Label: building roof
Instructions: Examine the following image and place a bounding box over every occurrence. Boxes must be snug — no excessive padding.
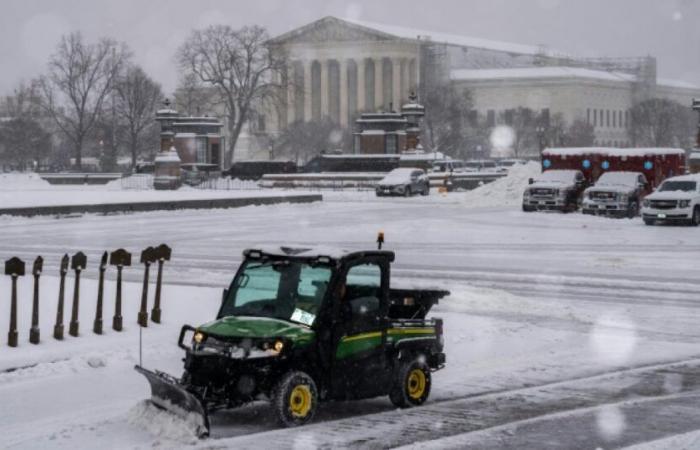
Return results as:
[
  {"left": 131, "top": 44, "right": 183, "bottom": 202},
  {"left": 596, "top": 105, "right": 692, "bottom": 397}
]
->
[
  {"left": 450, "top": 66, "right": 636, "bottom": 83},
  {"left": 656, "top": 78, "right": 700, "bottom": 90},
  {"left": 271, "top": 16, "right": 567, "bottom": 58},
  {"left": 542, "top": 147, "right": 686, "bottom": 157}
]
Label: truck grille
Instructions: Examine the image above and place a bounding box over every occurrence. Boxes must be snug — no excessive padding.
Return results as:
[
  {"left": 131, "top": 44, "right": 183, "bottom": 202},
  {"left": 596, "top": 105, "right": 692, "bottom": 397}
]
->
[
  {"left": 591, "top": 191, "right": 616, "bottom": 201},
  {"left": 649, "top": 200, "right": 677, "bottom": 209},
  {"left": 531, "top": 188, "right": 555, "bottom": 197}
]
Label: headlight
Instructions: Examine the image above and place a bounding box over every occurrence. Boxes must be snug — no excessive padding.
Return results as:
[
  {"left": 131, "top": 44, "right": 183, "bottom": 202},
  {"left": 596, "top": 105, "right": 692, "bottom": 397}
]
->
[
  {"left": 643, "top": 199, "right": 650, "bottom": 207},
  {"left": 260, "top": 339, "right": 285, "bottom": 355},
  {"left": 193, "top": 331, "right": 205, "bottom": 344},
  {"left": 679, "top": 200, "right": 691, "bottom": 208},
  {"left": 273, "top": 340, "right": 284, "bottom": 353}
]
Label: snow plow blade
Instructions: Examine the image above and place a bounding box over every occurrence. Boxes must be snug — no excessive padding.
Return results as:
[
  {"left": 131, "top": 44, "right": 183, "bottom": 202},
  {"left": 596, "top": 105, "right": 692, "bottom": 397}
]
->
[{"left": 134, "top": 365, "right": 210, "bottom": 438}]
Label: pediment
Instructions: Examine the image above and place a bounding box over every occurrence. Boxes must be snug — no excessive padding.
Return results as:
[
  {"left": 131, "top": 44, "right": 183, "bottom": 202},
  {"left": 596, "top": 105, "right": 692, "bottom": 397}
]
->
[{"left": 270, "top": 16, "right": 396, "bottom": 44}]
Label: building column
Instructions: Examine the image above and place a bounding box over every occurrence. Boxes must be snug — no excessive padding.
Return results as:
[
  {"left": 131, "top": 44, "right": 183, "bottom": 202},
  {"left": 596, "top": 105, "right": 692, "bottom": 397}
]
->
[
  {"left": 303, "top": 60, "right": 312, "bottom": 121},
  {"left": 392, "top": 57, "right": 401, "bottom": 112},
  {"left": 320, "top": 60, "right": 329, "bottom": 118},
  {"left": 374, "top": 57, "right": 384, "bottom": 110},
  {"left": 286, "top": 64, "right": 295, "bottom": 125},
  {"left": 357, "top": 58, "right": 366, "bottom": 112},
  {"left": 401, "top": 58, "right": 410, "bottom": 101},
  {"left": 339, "top": 59, "right": 348, "bottom": 127}
]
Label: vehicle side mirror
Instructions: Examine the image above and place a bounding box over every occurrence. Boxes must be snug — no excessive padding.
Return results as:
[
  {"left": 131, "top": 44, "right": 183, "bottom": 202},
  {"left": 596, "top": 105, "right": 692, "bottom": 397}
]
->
[
  {"left": 528, "top": 178, "right": 534, "bottom": 185},
  {"left": 221, "top": 288, "right": 228, "bottom": 307}
]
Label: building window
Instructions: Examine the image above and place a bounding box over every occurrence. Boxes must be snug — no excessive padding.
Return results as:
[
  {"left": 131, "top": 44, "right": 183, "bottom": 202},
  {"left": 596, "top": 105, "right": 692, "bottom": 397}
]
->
[
  {"left": 486, "top": 110, "right": 495, "bottom": 127},
  {"left": 504, "top": 109, "right": 514, "bottom": 126},
  {"left": 606, "top": 110, "right": 610, "bottom": 127},
  {"left": 587, "top": 108, "right": 590, "bottom": 125},
  {"left": 385, "top": 134, "right": 397, "bottom": 154},
  {"left": 612, "top": 111, "right": 616, "bottom": 128},
  {"left": 593, "top": 109, "right": 597, "bottom": 127},
  {"left": 468, "top": 110, "right": 478, "bottom": 127},
  {"left": 618, "top": 111, "right": 623, "bottom": 128},
  {"left": 196, "top": 137, "right": 207, "bottom": 163},
  {"left": 625, "top": 110, "right": 630, "bottom": 128}
]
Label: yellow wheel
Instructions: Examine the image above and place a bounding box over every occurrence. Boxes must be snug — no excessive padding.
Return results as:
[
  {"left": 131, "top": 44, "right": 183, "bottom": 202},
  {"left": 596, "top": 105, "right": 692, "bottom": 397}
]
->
[
  {"left": 390, "top": 357, "right": 432, "bottom": 407},
  {"left": 289, "top": 385, "right": 312, "bottom": 418},
  {"left": 407, "top": 368, "right": 427, "bottom": 400},
  {"left": 273, "top": 371, "right": 318, "bottom": 426}
]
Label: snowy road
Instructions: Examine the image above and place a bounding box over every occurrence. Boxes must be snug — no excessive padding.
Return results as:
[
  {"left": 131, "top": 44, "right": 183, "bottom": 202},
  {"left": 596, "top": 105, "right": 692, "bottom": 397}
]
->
[{"left": 2, "top": 192, "right": 700, "bottom": 448}]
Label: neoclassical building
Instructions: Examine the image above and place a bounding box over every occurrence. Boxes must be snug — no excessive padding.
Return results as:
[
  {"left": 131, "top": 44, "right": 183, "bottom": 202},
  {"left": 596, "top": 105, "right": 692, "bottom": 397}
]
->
[{"left": 242, "top": 16, "right": 700, "bottom": 159}]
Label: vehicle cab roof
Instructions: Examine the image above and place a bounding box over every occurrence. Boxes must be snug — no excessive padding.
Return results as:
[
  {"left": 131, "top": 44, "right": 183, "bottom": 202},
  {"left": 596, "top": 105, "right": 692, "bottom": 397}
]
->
[
  {"left": 662, "top": 174, "right": 700, "bottom": 183},
  {"left": 243, "top": 245, "right": 395, "bottom": 264}
]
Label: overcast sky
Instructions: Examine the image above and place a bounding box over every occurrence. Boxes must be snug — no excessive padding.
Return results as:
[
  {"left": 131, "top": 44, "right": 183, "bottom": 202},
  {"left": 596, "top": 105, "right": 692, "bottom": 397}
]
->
[{"left": 1, "top": 0, "right": 698, "bottom": 96}]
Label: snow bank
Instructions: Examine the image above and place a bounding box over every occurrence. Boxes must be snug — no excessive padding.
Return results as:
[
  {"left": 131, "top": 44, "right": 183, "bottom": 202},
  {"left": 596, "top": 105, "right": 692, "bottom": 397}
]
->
[
  {"left": 0, "top": 172, "right": 51, "bottom": 190},
  {"left": 127, "top": 400, "right": 199, "bottom": 444},
  {"left": 462, "top": 161, "right": 540, "bottom": 208}
]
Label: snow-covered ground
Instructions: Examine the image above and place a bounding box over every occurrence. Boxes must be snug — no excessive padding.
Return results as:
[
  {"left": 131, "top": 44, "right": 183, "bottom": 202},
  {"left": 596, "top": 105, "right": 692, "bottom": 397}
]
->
[{"left": 1, "top": 171, "right": 700, "bottom": 448}]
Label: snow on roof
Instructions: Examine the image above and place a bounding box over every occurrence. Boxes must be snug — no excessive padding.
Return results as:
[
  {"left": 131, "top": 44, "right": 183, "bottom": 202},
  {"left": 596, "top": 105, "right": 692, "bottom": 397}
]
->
[
  {"left": 322, "top": 154, "right": 400, "bottom": 159},
  {"left": 245, "top": 245, "right": 392, "bottom": 260},
  {"left": 451, "top": 66, "right": 635, "bottom": 83},
  {"left": 342, "top": 17, "right": 568, "bottom": 58},
  {"left": 542, "top": 147, "right": 686, "bottom": 157},
  {"left": 657, "top": 78, "right": 700, "bottom": 90},
  {"left": 689, "top": 153, "right": 700, "bottom": 161},
  {"left": 400, "top": 152, "right": 447, "bottom": 161},
  {"left": 662, "top": 173, "right": 700, "bottom": 182}
]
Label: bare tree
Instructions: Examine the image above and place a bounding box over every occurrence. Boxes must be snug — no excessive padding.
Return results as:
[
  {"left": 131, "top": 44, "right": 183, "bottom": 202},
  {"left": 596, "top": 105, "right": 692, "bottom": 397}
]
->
[
  {"left": 39, "top": 32, "right": 130, "bottom": 169},
  {"left": 630, "top": 98, "right": 695, "bottom": 148},
  {"left": 0, "top": 81, "right": 51, "bottom": 169},
  {"left": 421, "top": 82, "right": 474, "bottom": 155},
  {"left": 177, "top": 25, "right": 287, "bottom": 166},
  {"left": 173, "top": 72, "right": 216, "bottom": 116},
  {"left": 274, "top": 118, "right": 350, "bottom": 164},
  {"left": 114, "top": 65, "right": 162, "bottom": 167},
  {"left": 564, "top": 119, "right": 596, "bottom": 147}
]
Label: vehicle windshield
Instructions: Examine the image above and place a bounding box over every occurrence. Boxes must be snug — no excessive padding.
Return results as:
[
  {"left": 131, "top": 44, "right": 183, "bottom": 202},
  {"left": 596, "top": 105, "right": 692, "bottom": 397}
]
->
[
  {"left": 536, "top": 170, "right": 578, "bottom": 183},
  {"left": 596, "top": 172, "right": 639, "bottom": 187},
  {"left": 220, "top": 260, "right": 332, "bottom": 326},
  {"left": 381, "top": 168, "right": 418, "bottom": 184},
  {"left": 659, "top": 181, "right": 697, "bottom": 192}
]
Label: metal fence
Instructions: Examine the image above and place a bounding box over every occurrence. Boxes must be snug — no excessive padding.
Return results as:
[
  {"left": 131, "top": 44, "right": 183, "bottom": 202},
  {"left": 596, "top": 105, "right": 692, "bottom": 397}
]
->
[{"left": 118, "top": 175, "right": 262, "bottom": 191}]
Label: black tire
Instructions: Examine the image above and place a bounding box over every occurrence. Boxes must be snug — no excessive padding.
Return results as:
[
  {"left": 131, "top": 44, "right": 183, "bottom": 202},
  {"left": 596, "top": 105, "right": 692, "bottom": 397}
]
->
[
  {"left": 692, "top": 207, "right": 700, "bottom": 227},
  {"left": 272, "top": 371, "right": 318, "bottom": 427},
  {"left": 522, "top": 204, "right": 535, "bottom": 212},
  {"left": 421, "top": 183, "right": 429, "bottom": 196},
  {"left": 628, "top": 201, "right": 639, "bottom": 218},
  {"left": 389, "top": 357, "right": 431, "bottom": 408},
  {"left": 404, "top": 186, "right": 411, "bottom": 197},
  {"left": 644, "top": 218, "right": 655, "bottom": 226}
]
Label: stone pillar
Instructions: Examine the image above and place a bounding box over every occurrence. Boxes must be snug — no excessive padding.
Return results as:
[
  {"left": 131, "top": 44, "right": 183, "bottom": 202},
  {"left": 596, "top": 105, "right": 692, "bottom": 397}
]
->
[
  {"left": 339, "top": 59, "right": 348, "bottom": 127},
  {"left": 402, "top": 58, "right": 410, "bottom": 101},
  {"left": 286, "top": 65, "right": 295, "bottom": 125},
  {"left": 303, "top": 60, "right": 312, "bottom": 121},
  {"left": 320, "top": 60, "right": 329, "bottom": 118},
  {"left": 392, "top": 58, "right": 402, "bottom": 112},
  {"left": 374, "top": 57, "right": 384, "bottom": 110},
  {"left": 357, "top": 58, "right": 366, "bottom": 112}
]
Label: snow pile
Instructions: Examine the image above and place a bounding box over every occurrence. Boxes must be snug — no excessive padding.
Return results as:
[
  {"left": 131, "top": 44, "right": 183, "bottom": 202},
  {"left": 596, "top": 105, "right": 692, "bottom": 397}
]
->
[
  {"left": 126, "top": 400, "right": 199, "bottom": 444},
  {"left": 0, "top": 172, "right": 51, "bottom": 190},
  {"left": 462, "top": 161, "right": 540, "bottom": 208}
]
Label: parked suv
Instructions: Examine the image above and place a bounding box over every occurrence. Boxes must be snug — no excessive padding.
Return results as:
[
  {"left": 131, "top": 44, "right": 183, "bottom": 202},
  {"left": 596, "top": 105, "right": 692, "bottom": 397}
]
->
[
  {"left": 582, "top": 172, "right": 649, "bottom": 218},
  {"left": 522, "top": 170, "right": 587, "bottom": 212},
  {"left": 376, "top": 168, "right": 430, "bottom": 197},
  {"left": 641, "top": 174, "right": 700, "bottom": 226}
]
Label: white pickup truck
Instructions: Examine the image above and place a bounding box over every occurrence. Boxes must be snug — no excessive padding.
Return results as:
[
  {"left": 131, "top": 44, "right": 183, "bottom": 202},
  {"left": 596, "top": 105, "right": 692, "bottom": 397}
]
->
[{"left": 641, "top": 174, "right": 700, "bottom": 226}]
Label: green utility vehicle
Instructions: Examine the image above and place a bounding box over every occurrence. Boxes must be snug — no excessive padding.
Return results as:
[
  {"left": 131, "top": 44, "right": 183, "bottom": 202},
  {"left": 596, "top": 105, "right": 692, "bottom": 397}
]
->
[{"left": 135, "top": 244, "right": 448, "bottom": 437}]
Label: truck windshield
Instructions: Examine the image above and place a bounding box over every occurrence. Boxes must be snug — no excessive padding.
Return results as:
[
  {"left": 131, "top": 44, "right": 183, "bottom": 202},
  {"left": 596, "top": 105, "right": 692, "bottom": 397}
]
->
[
  {"left": 220, "top": 260, "right": 332, "bottom": 326},
  {"left": 659, "top": 181, "right": 696, "bottom": 192}
]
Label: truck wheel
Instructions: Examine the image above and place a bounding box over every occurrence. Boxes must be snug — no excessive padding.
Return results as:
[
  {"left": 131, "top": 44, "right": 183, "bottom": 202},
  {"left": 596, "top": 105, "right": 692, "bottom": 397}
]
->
[
  {"left": 421, "top": 183, "right": 429, "bottom": 196},
  {"left": 692, "top": 207, "right": 700, "bottom": 227},
  {"left": 628, "top": 202, "right": 639, "bottom": 218},
  {"left": 272, "top": 371, "right": 318, "bottom": 427},
  {"left": 389, "top": 357, "right": 431, "bottom": 408},
  {"left": 644, "top": 218, "right": 655, "bottom": 226},
  {"left": 404, "top": 187, "right": 412, "bottom": 197}
]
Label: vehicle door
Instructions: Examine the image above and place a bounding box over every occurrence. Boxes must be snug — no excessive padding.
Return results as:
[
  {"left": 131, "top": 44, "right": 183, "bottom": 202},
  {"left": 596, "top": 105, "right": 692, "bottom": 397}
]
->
[{"left": 331, "top": 258, "right": 390, "bottom": 398}]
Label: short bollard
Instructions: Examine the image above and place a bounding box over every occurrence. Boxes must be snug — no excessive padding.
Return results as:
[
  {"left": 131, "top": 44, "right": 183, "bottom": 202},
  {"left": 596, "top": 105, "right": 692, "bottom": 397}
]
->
[
  {"left": 5, "top": 257, "right": 25, "bottom": 348},
  {"left": 137, "top": 247, "right": 156, "bottom": 327},
  {"left": 29, "top": 256, "right": 43, "bottom": 344},
  {"left": 150, "top": 244, "right": 172, "bottom": 324},
  {"left": 110, "top": 249, "right": 131, "bottom": 332},
  {"left": 68, "top": 252, "right": 87, "bottom": 337},
  {"left": 93, "top": 251, "right": 108, "bottom": 335},
  {"left": 53, "top": 254, "right": 69, "bottom": 340}
]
